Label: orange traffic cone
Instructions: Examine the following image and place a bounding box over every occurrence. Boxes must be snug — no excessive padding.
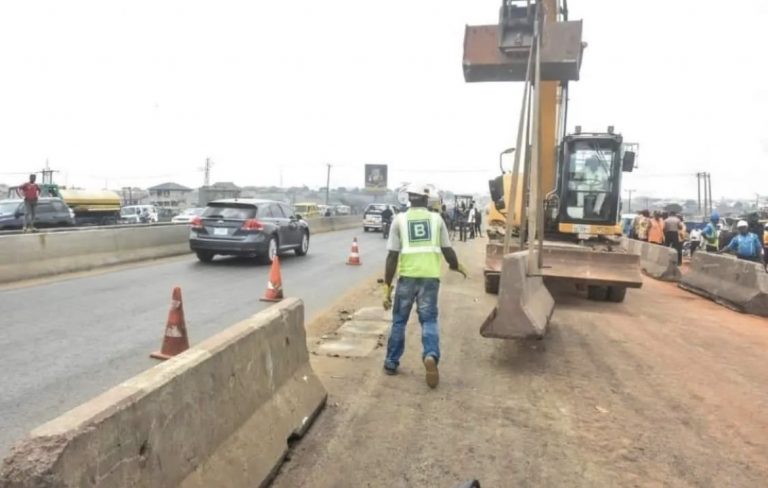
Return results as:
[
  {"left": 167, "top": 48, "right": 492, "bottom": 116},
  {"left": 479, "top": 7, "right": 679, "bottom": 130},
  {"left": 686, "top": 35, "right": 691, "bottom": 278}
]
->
[
  {"left": 151, "top": 287, "right": 190, "bottom": 360},
  {"left": 260, "top": 256, "right": 284, "bottom": 302},
  {"left": 346, "top": 237, "right": 361, "bottom": 265}
]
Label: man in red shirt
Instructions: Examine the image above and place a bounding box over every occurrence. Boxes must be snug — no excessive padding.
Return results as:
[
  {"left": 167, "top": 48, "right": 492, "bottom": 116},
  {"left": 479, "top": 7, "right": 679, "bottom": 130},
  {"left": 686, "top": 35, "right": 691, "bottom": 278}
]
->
[{"left": 17, "top": 174, "right": 41, "bottom": 232}]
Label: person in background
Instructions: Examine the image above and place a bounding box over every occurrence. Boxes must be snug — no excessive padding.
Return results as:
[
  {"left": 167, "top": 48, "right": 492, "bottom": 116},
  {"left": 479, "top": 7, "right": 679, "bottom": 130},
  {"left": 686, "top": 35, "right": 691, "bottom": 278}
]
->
[
  {"left": 689, "top": 226, "right": 702, "bottom": 257},
  {"left": 721, "top": 220, "right": 763, "bottom": 263},
  {"left": 458, "top": 203, "right": 468, "bottom": 242},
  {"left": 701, "top": 212, "right": 720, "bottom": 252},
  {"left": 474, "top": 205, "right": 483, "bottom": 238},
  {"left": 16, "top": 173, "right": 41, "bottom": 232},
  {"left": 380, "top": 205, "right": 394, "bottom": 239},
  {"left": 440, "top": 204, "right": 451, "bottom": 230},
  {"left": 648, "top": 211, "right": 665, "bottom": 245},
  {"left": 634, "top": 210, "right": 650, "bottom": 241},
  {"left": 763, "top": 223, "right": 768, "bottom": 266},
  {"left": 663, "top": 212, "right": 684, "bottom": 265},
  {"left": 467, "top": 203, "right": 476, "bottom": 239}
]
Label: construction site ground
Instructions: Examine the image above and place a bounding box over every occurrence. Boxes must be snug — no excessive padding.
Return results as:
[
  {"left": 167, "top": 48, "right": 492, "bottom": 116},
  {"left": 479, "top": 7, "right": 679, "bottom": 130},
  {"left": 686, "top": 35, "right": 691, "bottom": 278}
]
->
[{"left": 273, "top": 238, "right": 768, "bottom": 488}]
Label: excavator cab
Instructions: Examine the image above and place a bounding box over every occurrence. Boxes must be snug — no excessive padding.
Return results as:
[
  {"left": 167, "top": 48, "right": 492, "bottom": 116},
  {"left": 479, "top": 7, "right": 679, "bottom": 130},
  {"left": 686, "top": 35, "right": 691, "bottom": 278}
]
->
[{"left": 550, "top": 129, "right": 636, "bottom": 237}]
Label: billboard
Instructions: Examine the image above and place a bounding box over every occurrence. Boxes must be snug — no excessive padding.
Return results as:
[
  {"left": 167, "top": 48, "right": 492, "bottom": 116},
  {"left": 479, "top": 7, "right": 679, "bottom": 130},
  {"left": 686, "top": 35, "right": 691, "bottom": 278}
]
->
[{"left": 364, "top": 164, "right": 388, "bottom": 191}]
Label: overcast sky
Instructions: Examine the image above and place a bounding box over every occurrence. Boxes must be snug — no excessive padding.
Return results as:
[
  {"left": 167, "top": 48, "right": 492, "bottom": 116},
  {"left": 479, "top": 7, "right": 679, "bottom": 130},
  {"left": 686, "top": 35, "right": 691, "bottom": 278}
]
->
[{"left": 1, "top": 0, "right": 766, "bottom": 200}]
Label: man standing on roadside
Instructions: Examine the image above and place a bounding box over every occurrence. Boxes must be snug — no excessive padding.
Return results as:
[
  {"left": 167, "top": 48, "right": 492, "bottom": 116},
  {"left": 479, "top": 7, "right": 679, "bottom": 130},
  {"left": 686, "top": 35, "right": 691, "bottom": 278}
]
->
[
  {"left": 721, "top": 220, "right": 763, "bottom": 263},
  {"left": 16, "top": 174, "right": 41, "bottom": 232},
  {"left": 382, "top": 183, "right": 467, "bottom": 388},
  {"left": 663, "top": 211, "right": 684, "bottom": 265}
]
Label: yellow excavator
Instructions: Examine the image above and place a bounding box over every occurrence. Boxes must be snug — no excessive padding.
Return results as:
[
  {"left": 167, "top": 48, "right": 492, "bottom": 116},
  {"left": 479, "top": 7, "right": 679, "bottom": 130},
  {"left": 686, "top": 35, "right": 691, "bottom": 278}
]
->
[{"left": 463, "top": 0, "right": 642, "bottom": 339}]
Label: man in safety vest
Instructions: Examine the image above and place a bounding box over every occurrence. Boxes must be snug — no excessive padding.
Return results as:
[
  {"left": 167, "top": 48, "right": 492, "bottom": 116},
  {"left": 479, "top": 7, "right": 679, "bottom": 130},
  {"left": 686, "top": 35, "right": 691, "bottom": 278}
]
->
[
  {"left": 702, "top": 212, "right": 720, "bottom": 253},
  {"left": 382, "top": 182, "right": 467, "bottom": 388}
]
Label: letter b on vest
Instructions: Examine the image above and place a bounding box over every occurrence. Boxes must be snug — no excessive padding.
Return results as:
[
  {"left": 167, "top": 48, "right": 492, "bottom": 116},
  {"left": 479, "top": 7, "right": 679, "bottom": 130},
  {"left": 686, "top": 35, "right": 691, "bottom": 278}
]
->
[{"left": 408, "top": 219, "right": 431, "bottom": 242}]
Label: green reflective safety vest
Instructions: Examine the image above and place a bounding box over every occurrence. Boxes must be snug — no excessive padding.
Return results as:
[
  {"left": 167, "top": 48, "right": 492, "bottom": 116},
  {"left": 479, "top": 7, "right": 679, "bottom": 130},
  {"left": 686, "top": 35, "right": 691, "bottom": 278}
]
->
[{"left": 397, "top": 207, "right": 443, "bottom": 278}]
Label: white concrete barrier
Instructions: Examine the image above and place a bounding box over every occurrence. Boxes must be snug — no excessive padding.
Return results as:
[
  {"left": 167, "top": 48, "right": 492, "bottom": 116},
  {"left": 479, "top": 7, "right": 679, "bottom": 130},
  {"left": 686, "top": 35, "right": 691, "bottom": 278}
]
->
[
  {"left": 0, "top": 216, "right": 362, "bottom": 284},
  {"left": 0, "top": 298, "right": 327, "bottom": 488},
  {"left": 680, "top": 252, "right": 768, "bottom": 317},
  {"left": 622, "top": 238, "right": 681, "bottom": 282}
]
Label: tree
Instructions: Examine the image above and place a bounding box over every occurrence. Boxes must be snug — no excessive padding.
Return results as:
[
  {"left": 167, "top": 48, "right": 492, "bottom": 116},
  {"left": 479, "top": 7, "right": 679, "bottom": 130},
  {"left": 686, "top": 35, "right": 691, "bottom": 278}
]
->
[{"left": 664, "top": 203, "right": 683, "bottom": 214}]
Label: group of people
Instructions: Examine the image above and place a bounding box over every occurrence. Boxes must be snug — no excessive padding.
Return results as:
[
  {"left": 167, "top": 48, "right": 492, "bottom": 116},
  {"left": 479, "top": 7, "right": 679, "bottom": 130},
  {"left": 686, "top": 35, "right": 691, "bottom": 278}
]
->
[
  {"left": 449, "top": 202, "right": 483, "bottom": 242},
  {"left": 631, "top": 210, "right": 767, "bottom": 265}
]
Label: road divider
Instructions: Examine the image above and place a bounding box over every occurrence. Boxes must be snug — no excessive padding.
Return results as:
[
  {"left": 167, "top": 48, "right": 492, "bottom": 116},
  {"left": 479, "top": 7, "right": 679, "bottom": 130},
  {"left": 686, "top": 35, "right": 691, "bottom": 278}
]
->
[
  {"left": 0, "top": 216, "right": 362, "bottom": 284},
  {"left": 621, "top": 238, "right": 681, "bottom": 282},
  {"left": 0, "top": 298, "right": 327, "bottom": 488},
  {"left": 679, "top": 252, "right": 768, "bottom": 317}
]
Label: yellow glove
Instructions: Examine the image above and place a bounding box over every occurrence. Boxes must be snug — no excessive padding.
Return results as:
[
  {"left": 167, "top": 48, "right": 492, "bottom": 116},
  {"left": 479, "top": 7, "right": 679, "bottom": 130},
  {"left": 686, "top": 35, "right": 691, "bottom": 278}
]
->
[
  {"left": 454, "top": 263, "right": 469, "bottom": 279},
  {"left": 382, "top": 284, "right": 393, "bottom": 310}
]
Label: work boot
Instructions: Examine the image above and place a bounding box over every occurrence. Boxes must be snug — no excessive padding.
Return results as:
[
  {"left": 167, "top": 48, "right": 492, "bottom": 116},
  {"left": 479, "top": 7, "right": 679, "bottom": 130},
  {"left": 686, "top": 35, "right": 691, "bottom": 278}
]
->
[{"left": 423, "top": 356, "right": 439, "bottom": 388}]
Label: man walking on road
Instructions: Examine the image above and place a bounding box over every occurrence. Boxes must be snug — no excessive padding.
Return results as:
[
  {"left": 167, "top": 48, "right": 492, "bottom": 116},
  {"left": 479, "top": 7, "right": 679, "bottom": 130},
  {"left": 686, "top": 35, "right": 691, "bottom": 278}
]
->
[
  {"left": 702, "top": 213, "right": 720, "bottom": 253},
  {"left": 16, "top": 174, "right": 41, "bottom": 232},
  {"left": 382, "top": 182, "right": 467, "bottom": 388},
  {"left": 648, "top": 212, "right": 665, "bottom": 245}
]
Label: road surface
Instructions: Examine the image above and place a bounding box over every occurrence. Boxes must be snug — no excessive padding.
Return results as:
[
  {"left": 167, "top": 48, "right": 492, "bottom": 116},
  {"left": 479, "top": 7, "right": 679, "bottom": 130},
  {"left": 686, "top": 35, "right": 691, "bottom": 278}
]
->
[
  {"left": 274, "top": 239, "right": 768, "bottom": 487},
  {"left": 0, "top": 227, "right": 387, "bottom": 455}
]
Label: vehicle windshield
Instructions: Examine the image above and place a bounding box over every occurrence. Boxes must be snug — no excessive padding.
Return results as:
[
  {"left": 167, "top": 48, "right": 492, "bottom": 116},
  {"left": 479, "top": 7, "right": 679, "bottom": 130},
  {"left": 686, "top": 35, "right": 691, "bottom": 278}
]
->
[
  {"left": 203, "top": 204, "right": 257, "bottom": 220},
  {"left": 0, "top": 201, "right": 21, "bottom": 215},
  {"left": 565, "top": 142, "right": 617, "bottom": 220},
  {"left": 365, "top": 205, "right": 387, "bottom": 214}
]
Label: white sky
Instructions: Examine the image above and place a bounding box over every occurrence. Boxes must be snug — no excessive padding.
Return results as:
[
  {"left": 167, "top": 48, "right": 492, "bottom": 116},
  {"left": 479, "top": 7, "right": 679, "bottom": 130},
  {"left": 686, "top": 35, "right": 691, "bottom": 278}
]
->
[{"left": 0, "top": 1, "right": 766, "bottom": 200}]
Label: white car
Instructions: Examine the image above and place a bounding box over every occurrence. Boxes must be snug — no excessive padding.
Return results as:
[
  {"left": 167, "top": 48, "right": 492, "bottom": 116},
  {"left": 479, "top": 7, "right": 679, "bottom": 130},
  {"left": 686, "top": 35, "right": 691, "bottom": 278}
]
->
[
  {"left": 120, "top": 205, "right": 159, "bottom": 224},
  {"left": 171, "top": 207, "right": 204, "bottom": 224},
  {"left": 362, "top": 203, "right": 394, "bottom": 232}
]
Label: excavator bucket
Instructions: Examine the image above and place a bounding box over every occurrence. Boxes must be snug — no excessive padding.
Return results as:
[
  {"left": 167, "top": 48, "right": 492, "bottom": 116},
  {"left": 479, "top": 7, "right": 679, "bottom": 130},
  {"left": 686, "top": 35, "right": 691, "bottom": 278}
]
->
[
  {"left": 539, "top": 247, "right": 643, "bottom": 288},
  {"left": 480, "top": 251, "right": 554, "bottom": 339}
]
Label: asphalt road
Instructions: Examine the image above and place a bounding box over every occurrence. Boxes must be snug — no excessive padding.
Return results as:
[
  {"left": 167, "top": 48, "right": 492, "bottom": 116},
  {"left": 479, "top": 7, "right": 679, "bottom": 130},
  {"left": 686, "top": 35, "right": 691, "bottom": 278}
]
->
[{"left": 0, "top": 227, "right": 387, "bottom": 455}]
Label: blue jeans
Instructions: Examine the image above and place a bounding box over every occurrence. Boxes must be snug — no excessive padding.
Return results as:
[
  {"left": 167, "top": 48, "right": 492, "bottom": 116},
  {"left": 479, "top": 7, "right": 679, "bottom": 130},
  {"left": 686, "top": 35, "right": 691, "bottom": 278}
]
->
[{"left": 385, "top": 277, "right": 440, "bottom": 370}]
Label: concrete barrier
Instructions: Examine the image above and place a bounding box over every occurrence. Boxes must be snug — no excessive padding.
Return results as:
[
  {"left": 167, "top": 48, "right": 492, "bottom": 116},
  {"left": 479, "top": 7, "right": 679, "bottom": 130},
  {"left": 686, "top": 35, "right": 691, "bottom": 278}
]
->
[
  {"left": 679, "top": 252, "right": 768, "bottom": 317},
  {"left": 0, "top": 298, "right": 327, "bottom": 488},
  {"left": 0, "top": 224, "right": 190, "bottom": 284},
  {"left": 0, "top": 216, "right": 362, "bottom": 284},
  {"left": 622, "top": 238, "right": 680, "bottom": 282}
]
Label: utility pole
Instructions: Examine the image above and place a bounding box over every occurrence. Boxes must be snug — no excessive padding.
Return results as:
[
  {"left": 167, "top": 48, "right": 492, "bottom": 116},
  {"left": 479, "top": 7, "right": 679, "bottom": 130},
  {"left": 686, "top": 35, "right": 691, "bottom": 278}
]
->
[
  {"left": 696, "top": 172, "right": 702, "bottom": 214},
  {"left": 706, "top": 172, "right": 713, "bottom": 216},
  {"left": 625, "top": 189, "right": 636, "bottom": 212},
  {"left": 325, "top": 163, "right": 332, "bottom": 206},
  {"left": 202, "top": 158, "right": 213, "bottom": 187}
]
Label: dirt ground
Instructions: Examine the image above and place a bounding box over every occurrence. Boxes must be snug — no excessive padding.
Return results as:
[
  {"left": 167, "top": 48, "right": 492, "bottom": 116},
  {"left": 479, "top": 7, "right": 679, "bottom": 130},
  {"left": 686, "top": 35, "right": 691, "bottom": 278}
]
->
[{"left": 273, "top": 238, "right": 768, "bottom": 488}]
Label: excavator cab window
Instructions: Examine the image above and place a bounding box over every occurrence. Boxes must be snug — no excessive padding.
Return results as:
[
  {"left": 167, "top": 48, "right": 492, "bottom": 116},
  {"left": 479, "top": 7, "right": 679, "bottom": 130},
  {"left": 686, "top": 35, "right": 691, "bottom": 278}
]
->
[{"left": 563, "top": 141, "right": 619, "bottom": 221}]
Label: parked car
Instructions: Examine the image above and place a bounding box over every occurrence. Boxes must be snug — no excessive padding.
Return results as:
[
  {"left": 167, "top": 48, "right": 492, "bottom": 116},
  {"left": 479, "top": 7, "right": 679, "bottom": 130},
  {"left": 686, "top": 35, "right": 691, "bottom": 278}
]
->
[
  {"left": 0, "top": 198, "right": 75, "bottom": 230},
  {"left": 120, "top": 205, "right": 159, "bottom": 224},
  {"left": 189, "top": 199, "right": 310, "bottom": 264},
  {"left": 171, "top": 207, "right": 205, "bottom": 224},
  {"left": 362, "top": 203, "right": 394, "bottom": 232}
]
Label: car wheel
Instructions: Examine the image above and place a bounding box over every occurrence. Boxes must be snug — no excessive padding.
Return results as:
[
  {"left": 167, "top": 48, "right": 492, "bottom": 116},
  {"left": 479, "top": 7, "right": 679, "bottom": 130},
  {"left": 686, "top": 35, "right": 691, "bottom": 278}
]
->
[
  {"left": 363, "top": 227, "right": 369, "bottom": 232},
  {"left": 196, "top": 251, "right": 214, "bottom": 263},
  {"left": 295, "top": 231, "right": 310, "bottom": 256},
  {"left": 261, "top": 236, "right": 278, "bottom": 265}
]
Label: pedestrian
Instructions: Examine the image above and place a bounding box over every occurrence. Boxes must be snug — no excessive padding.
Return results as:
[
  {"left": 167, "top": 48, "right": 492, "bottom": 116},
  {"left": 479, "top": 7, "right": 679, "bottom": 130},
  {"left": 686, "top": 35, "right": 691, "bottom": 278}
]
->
[
  {"left": 689, "top": 227, "right": 702, "bottom": 257},
  {"left": 634, "top": 210, "right": 650, "bottom": 241},
  {"left": 702, "top": 212, "right": 720, "bottom": 252},
  {"left": 721, "top": 220, "right": 763, "bottom": 263},
  {"left": 474, "top": 205, "right": 483, "bottom": 238},
  {"left": 458, "top": 204, "right": 468, "bottom": 242},
  {"left": 467, "top": 203, "right": 476, "bottom": 239},
  {"left": 382, "top": 183, "right": 467, "bottom": 388},
  {"left": 664, "top": 212, "right": 684, "bottom": 265},
  {"left": 648, "top": 212, "right": 665, "bottom": 245},
  {"left": 763, "top": 223, "right": 768, "bottom": 266},
  {"left": 16, "top": 173, "right": 41, "bottom": 232}
]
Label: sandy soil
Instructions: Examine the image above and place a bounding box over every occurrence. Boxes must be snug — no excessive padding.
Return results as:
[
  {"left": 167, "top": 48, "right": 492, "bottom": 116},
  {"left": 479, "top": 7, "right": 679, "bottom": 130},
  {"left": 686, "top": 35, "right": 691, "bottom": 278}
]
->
[{"left": 274, "top": 238, "right": 768, "bottom": 488}]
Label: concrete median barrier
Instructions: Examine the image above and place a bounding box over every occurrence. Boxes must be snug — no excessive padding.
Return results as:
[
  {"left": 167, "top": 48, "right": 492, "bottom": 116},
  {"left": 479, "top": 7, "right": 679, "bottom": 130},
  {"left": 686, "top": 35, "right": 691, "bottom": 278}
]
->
[
  {"left": 0, "top": 298, "right": 326, "bottom": 488},
  {"left": 679, "top": 252, "right": 768, "bottom": 317},
  {"left": 0, "top": 216, "right": 362, "bottom": 284},
  {"left": 622, "top": 238, "right": 680, "bottom": 282},
  {"left": 0, "top": 224, "right": 190, "bottom": 284}
]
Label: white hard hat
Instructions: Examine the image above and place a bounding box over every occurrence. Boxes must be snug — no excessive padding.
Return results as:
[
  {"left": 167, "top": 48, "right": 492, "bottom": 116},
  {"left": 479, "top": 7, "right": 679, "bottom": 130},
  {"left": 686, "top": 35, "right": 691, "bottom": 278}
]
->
[
  {"left": 764, "top": 223, "right": 768, "bottom": 229},
  {"left": 404, "top": 182, "right": 435, "bottom": 197},
  {"left": 737, "top": 220, "right": 748, "bottom": 228}
]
